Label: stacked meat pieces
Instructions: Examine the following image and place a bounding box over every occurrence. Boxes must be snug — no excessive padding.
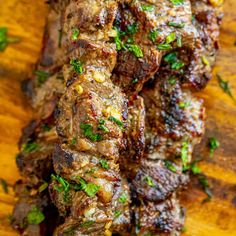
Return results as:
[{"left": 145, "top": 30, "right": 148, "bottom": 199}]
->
[{"left": 12, "top": 0, "right": 222, "bottom": 235}]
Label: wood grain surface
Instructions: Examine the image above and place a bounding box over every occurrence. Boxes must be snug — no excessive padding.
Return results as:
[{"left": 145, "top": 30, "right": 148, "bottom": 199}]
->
[{"left": 0, "top": 0, "right": 235, "bottom": 235}]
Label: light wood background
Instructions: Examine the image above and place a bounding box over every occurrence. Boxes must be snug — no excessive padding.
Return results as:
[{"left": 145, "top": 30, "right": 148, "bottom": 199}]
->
[{"left": 0, "top": 0, "right": 235, "bottom": 235}]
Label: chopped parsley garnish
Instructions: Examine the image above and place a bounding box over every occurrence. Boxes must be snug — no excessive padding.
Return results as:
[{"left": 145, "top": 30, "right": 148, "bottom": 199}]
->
[
  {"left": 71, "top": 137, "right": 77, "bottom": 146},
  {"left": 80, "top": 123, "right": 102, "bottom": 142},
  {"left": 118, "top": 193, "right": 127, "bottom": 204},
  {"left": 114, "top": 27, "right": 124, "bottom": 51},
  {"left": 80, "top": 220, "right": 95, "bottom": 227},
  {"left": 168, "top": 76, "right": 177, "bottom": 85},
  {"left": 179, "top": 101, "right": 190, "bottom": 109},
  {"left": 38, "top": 182, "right": 48, "bottom": 193},
  {"left": 22, "top": 141, "right": 39, "bottom": 153},
  {"left": 0, "top": 178, "right": 8, "bottom": 194},
  {"left": 71, "top": 28, "right": 80, "bottom": 41},
  {"left": 78, "top": 177, "right": 100, "bottom": 197},
  {"left": 141, "top": 4, "right": 155, "bottom": 12},
  {"left": 166, "top": 32, "right": 176, "bottom": 44},
  {"left": 168, "top": 22, "right": 185, "bottom": 28},
  {"left": 27, "top": 206, "right": 45, "bottom": 225},
  {"left": 198, "top": 175, "right": 213, "bottom": 202},
  {"left": 208, "top": 137, "right": 220, "bottom": 158},
  {"left": 157, "top": 43, "right": 172, "bottom": 50},
  {"left": 177, "top": 35, "right": 182, "bottom": 47},
  {"left": 34, "top": 70, "right": 51, "bottom": 85},
  {"left": 143, "top": 176, "right": 155, "bottom": 187},
  {"left": 70, "top": 59, "right": 83, "bottom": 74},
  {"left": 181, "top": 141, "right": 189, "bottom": 167},
  {"left": 108, "top": 116, "right": 123, "bottom": 128},
  {"left": 164, "top": 160, "right": 177, "bottom": 173},
  {"left": 126, "top": 44, "right": 143, "bottom": 58},
  {"left": 114, "top": 210, "right": 122, "bottom": 218},
  {"left": 97, "top": 120, "right": 109, "bottom": 133},
  {"left": 99, "top": 159, "right": 109, "bottom": 170},
  {"left": 169, "top": 0, "right": 184, "bottom": 6},
  {"left": 41, "top": 124, "right": 51, "bottom": 132},
  {"left": 149, "top": 29, "right": 159, "bottom": 43},
  {"left": 126, "top": 23, "right": 138, "bottom": 35},
  {"left": 163, "top": 52, "right": 185, "bottom": 70},
  {"left": 0, "top": 27, "right": 20, "bottom": 52},
  {"left": 183, "top": 162, "right": 202, "bottom": 174},
  {"left": 217, "top": 74, "right": 235, "bottom": 102}
]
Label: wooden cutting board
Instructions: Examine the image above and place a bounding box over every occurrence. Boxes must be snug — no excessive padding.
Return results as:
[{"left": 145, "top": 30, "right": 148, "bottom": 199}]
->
[{"left": 0, "top": 0, "right": 235, "bottom": 235}]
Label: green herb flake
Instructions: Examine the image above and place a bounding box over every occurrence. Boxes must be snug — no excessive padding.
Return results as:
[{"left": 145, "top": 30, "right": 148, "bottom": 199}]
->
[
  {"left": 114, "top": 210, "right": 122, "bottom": 218},
  {"left": 217, "top": 74, "right": 235, "bottom": 102},
  {"left": 190, "top": 163, "right": 202, "bottom": 175},
  {"left": 126, "top": 44, "right": 143, "bottom": 58},
  {"left": 141, "top": 4, "right": 155, "bottom": 12},
  {"left": 208, "top": 137, "right": 220, "bottom": 158},
  {"left": 108, "top": 116, "right": 123, "bottom": 128},
  {"left": 99, "top": 159, "right": 109, "bottom": 170},
  {"left": 78, "top": 177, "right": 100, "bottom": 197},
  {"left": 171, "top": 60, "right": 185, "bottom": 70},
  {"left": 118, "top": 193, "right": 127, "bottom": 204},
  {"left": 27, "top": 206, "right": 45, "bottom": 225},
  {"left": 157, "top": 43, "right": 172, "bottom": 50},
  {"left": 0, "top": 178, "right": 8, "bottom": 194},
  {"left": 177, "top": 35, "right": 182, "bottom": 47},
  {"left": 198, "top": 175, "right": 213, "bottom": 202},
  {"left": 168, "top": 22, "right": 185, "bottom": 28},
  {"left": 80, "top": 123, "right": 102, "bottom": 142},
  {"left": 38, "top": 182, "right": 48, "bottom": 193},
  {"left": 71, "top": 137, "right": 77, "bottom": 146},
  {"left": 164, "top": 160, "right": 177, "bottom": 173},
  {"left": 164, "top": 52, "right": 177, "bottom": 63},
  {"left": 168, "top": 76, "right": 177, "bottom": 85},
  {"left": 143, "top": 176, "right": 155, "bottom": 187},
  {"left": 126, "top": 23, "right": 138, "bottom": 35},
  {"left": 34, "top": 70, "right": 51, "bottom": 85},
  {"left": 80, "top": 220, "right": 95, "bottom": 228},
  {"left": 97, "top": 124, "right": 109, "bottom": 133},
  {"left": 148, "top": 29, "right": 159, "bottom": 43},
  {"left": 71, "top": 28, "right": 80, "bottom": 41},
  {"left": 22, "top": 141, "right": 39, "bottom": 153},
  {"left": 165, "top": 32, "right": 176, "bottom": 44},
  {"left": 181, "top": 141, "right": 189, "bottom": 167},
  {"left": 179, "top": 101, "right": 190, "bottom": 109},
  {"left": 114, "top": 27, "right": 124, "bottom": 51},
  {"left": 0, "top": 27, "right": 20, "bottom": 52},
  {"left": 169, "top": 0, "right": 184, "bottom": 6},
  {"left": 41, "top": 124, "right": 51, "bottom": 132},
  {"left": 70, "top": 59, "right": 83, "bottom": 74}
]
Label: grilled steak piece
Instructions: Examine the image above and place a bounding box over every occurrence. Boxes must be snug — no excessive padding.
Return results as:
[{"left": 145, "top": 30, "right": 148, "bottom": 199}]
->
[
  {"left": 12, "top": 180, "right": 59, "bottom": 236},
  {"left": 134, "top": 194, "right": 185, "bottom": 235}
]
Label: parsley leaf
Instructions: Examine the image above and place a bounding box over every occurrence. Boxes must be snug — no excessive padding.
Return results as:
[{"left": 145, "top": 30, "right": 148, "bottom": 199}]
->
[
  {"left": 99, "top": 159, "right": 109, "bottom": 170},
  {"left": 168, "top": 22, "right": 185, "bottom": 28},
  {"left": 108, "top": 116, "right": 123, "bottom": 128},
  {"left": 169, "top": 0, "right": 184, "bottom": 6},
  {"left": 208, "top": 137, "right": 220, "bottom": 158},
  {"left": 143, "top": 176, "right": 155, "bottom": 187},
  {"left": 126, "top": 44, "right": 143, "bottom": 58},
  {"left": 126, "top": 23, "right": 138, "bottom": 35},
  {"left": 118, "top": 193, "right": 127, "bottom": 204},
  {"left": 164, "top": 160, "right": 177, "bottom": 173},
  {"left": 114, "top": 210, "right": 122, "bottom": 218},
  {"left": 80, "top": 220, "right": 95, "bottom": 227},
  {"left": 78, "top": 177, "right": 100, "bottom": 197},
  {"left": 181, "top": 141, "right": 189, "bottom": 168},
  {"left": 27, "top": 206, "right": 45, "bottom": 225},
  {"left": 0, "top": 178, "right": 8, "bottom": 194},
  {"left": 0, "top": 27, "right": 20, "bottom": 52},
  {"left": 34, "top": 70, "right": 51, "bottom": 85},
  {"left": 80, "top": 123, "right": 102, "bottom": 142},
  {"left": 157, "top": 43, "right": 172, "bottom": 50},
  {"left": 70, "top": 59, "right": 83, "bottom": 74},
  {"left": 22, "top": 141, "right": 39, "bottom": 153},
  {"left": 217, "top": 74, "right": 235, "bottom": 102},
  {"left": 71, "top": 28, "right": 80, "bottom": 41},
  {"left": 149, "top": 29, "right": 159, "bottom": 43},
  {"left": 141, "top": 4, "right": 155, "bottom": 12}
]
